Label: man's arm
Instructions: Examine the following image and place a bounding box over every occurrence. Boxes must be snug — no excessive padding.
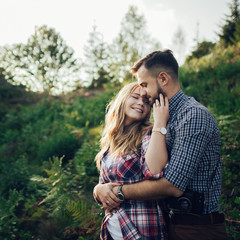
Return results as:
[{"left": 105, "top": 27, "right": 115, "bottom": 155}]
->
[{"left": 114, "top": 177, "right": 183, "bottom": 200}]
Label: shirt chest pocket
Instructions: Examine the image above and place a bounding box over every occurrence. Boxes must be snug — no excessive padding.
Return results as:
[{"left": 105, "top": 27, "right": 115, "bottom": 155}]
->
[{"left": 116, "top": 152, "right": 141, "bottom": 180}]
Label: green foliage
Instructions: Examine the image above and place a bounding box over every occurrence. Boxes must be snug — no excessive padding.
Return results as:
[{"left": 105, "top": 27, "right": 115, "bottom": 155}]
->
[
  {"left": 233, "top": 18, "right": 240, "bottom": 43},
  {"left": 73, "top": 131, "right": 101, "bottom": 193},
  {"left": 31, "top": 156, "right": 103, "bottom": 239},
  {"left": 0, "top": 96, "right": 83, "bottom": 164},
  {"left": 0, "top": 87, "right": 113, "bottom": 238},
  {"left": 37, "top": 130, "right": 79, "bottom": 162},
  {"left": 180, "top": 42, "right": 240, "bottom": 116},
  {"left": 0, "top": 157, "right": 32, "bottom": 197},
  {"left": 185, "top": 41, "right": 216, "bottom": 63},
  {"left": 65, "top": 200, "right": 103, "bottom": 239},
  {"left": 69, "top": 90, "right": 115, "bottom": 128},
  {"left": 218, "top": 115, "right": 240, "bottom": 239},
  {"left": 31, "top": 156, "right": 79, "bottom": 211},
  {"left": 30, "top": 156, "right": 81, "bottom": 238},
  {"left": 218, "top": 0, "right": 240, "bottom": 46},
  {"left": 0, "top": 189, "right": 25, "bottom": 239}
]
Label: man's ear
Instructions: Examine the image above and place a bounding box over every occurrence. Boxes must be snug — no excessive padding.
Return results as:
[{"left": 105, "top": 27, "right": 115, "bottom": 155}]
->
[{"left": 158, "top": 72, "right": 169, "bottom": 86}]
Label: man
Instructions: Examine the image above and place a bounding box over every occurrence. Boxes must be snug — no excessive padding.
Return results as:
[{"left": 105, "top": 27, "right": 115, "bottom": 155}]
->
[{"left": 94, "top": 49, "right": 227, "bottom": 239}]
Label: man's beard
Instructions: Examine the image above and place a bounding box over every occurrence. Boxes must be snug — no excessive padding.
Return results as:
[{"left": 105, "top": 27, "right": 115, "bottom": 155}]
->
[{"left": 150, "top": 80, "right": 166, "bottom": 106}]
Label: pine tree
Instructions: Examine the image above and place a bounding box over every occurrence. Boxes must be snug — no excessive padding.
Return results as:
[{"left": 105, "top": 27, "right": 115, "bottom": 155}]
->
[
  {"left": 109, "top": 6, "right": 161, "bottom": 83},
  {"left": 83, "top": 23, "right": 111, "bottom": 88},
  {"left": 218, "top": 0, "right": 240, "bottom": 46}
]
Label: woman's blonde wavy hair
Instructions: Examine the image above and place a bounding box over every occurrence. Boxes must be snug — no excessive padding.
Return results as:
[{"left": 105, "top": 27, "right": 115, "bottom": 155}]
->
[{"left": 95, "top": 82, "right": 153, "bottom": 170}]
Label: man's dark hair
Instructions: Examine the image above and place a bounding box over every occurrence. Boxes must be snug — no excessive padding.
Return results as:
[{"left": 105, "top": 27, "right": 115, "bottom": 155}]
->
[{"left": 131, "top": 49, "right": 179, "bottom": 81}]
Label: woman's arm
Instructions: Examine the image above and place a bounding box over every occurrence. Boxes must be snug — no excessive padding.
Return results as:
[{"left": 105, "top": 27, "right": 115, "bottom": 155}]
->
[{"left": 145, "top": 93, "right": 169, "bottom": 174}]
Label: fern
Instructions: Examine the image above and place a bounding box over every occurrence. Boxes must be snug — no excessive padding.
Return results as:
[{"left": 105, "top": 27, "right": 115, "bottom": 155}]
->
[
  {"left": 65, "top": 200, "right": 103, "bottom": 239},
  {"left": 30, "top": 152, "right": 103, "bottom": 239},
  {"left": 0, "top": 189, "right": 24, "bottom": 239}
]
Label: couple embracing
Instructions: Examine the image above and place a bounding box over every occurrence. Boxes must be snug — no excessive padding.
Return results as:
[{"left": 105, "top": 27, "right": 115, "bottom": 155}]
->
[{"left": 93, "top": 50, "right": 227, "bottom": 240}]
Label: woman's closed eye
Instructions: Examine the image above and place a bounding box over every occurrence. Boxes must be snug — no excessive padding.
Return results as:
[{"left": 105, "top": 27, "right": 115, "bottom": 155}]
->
[
  {"left": 132, "top": 95, "right": 138, "bottom": 99},
  {"left": 132, "top": 95, "right": 149, "bottom": 105}
]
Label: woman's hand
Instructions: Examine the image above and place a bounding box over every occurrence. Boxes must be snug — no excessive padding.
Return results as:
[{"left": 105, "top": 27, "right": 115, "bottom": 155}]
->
[
  {"left": 93, "top": 182, "right": 121, "bottom": 211},
  {"left": 152, "top": 93, "right": 169, "bottom": 129}
]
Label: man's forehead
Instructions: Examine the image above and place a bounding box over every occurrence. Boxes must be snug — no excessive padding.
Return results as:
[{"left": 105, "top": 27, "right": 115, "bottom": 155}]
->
[
  {"left": 136, "top": 72, "right": 140, "bottom": 81},
  {"left": 136, "top": 69, "right": 144, "bottom": 80},
  {"left": 136, "top": 75, "right": 146, "bottom": 85},
  {"left": 136, "top": 73, "right": 150, "bottom": 85}
]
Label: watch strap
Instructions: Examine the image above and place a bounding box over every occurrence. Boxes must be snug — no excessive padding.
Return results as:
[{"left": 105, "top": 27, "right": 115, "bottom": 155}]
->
[
  {"left": 118, "top": 185, "right": 125, "bottom": 202},
  {"left": 152, "top": 127, "right": 167, "bottom": 135}
]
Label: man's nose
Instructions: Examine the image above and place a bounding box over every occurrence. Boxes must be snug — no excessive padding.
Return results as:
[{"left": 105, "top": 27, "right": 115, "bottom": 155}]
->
[{"left": 140, "top": 87, "right": 147, "bottom": 97}]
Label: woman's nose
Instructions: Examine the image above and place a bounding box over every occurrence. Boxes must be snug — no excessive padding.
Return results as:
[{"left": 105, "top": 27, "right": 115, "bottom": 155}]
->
[{"left": 137, "top": 98, "right": 145, "bottom": 106}]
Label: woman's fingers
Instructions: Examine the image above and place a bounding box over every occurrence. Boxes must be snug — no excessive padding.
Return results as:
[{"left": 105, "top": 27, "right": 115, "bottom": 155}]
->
[
  {"left": 155, "top": 98, "right": 160, "bottom": 106},
  {"left": 154, "top": 94, "right": 165, "bottom": 107},
  {"left": 105, "top": 193, "right": 120, "bottom": 205},
  {"left": 103, "top": 197, "right": 120, "bottom": 210},
  {"left": 152, "top": 93, "right": 169, "bottom": 127},
  {"left": 157, "top": 94, "right": 169, "bottom": 109},
  {"left": 159, "top": 93, "right": 164, "bottom": 106},
  {"left": 96, "top": 183, "right": 121, "bottom": 209},
  {"left": 165, "top": 96, "right": 169, "bottom": 108}
]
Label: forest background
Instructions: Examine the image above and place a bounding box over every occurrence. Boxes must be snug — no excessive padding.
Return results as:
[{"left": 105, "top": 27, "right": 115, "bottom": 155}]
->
[{"left": 0, "top": 1, "right": 239, "bottom": 239}]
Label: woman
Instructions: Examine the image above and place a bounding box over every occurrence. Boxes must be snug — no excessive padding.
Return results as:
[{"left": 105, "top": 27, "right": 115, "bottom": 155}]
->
[{"left": 94, "top": 82, "right": 169, "bottom": 240}]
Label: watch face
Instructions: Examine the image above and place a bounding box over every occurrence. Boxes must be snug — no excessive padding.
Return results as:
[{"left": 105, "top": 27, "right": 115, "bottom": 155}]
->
[
  {"left": 118, "top": 193, "right": 124, "bottom": 201},
  {"left": 160, "top": 127, "right": 167, "bottom": 135}
]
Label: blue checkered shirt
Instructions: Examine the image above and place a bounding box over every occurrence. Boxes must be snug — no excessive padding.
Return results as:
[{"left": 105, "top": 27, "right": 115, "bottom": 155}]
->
[{"left": 165, "top": 90, "right": 222, "bottom": 214}]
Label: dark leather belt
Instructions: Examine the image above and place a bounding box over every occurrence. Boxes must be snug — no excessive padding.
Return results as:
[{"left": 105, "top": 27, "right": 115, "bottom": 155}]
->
[{"left": 170, "top": 212, "right": 225, "bottom": 225}]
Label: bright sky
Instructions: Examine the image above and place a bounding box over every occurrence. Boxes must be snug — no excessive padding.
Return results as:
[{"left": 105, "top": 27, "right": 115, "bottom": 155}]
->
[{"left": 1, "top": 0, "right": 230, "bottom": 64}]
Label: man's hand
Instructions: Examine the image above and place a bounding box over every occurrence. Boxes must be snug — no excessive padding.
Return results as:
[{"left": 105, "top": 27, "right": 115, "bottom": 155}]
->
[
  {"left": 112, "top": 185, "right": 118, "bottom": 196},
  {"left": 94, "top": 183, "right": 121, "bottom": 211}
]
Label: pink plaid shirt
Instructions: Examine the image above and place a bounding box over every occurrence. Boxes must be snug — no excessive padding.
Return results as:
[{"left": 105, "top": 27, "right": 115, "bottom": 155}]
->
[{"left": 99, "top": 131, "right": 167, "bottom": 240}]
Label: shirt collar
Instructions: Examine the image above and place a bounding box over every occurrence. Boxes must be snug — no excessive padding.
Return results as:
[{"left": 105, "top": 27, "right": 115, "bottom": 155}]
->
[{"left": 169, "top": 90, "right": 186, "bottom": 118}]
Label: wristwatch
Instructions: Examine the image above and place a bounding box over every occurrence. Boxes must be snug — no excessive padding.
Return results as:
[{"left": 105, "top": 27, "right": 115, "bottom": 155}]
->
[
  {"left": 117, "top": 185, "right": 125, "bottom": 202},
  {"left": 152, "top": 127, "right": 167, "bottom": 135},
  {"left": 160, "top": 127, "right": 167, "bottom": 135}
]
